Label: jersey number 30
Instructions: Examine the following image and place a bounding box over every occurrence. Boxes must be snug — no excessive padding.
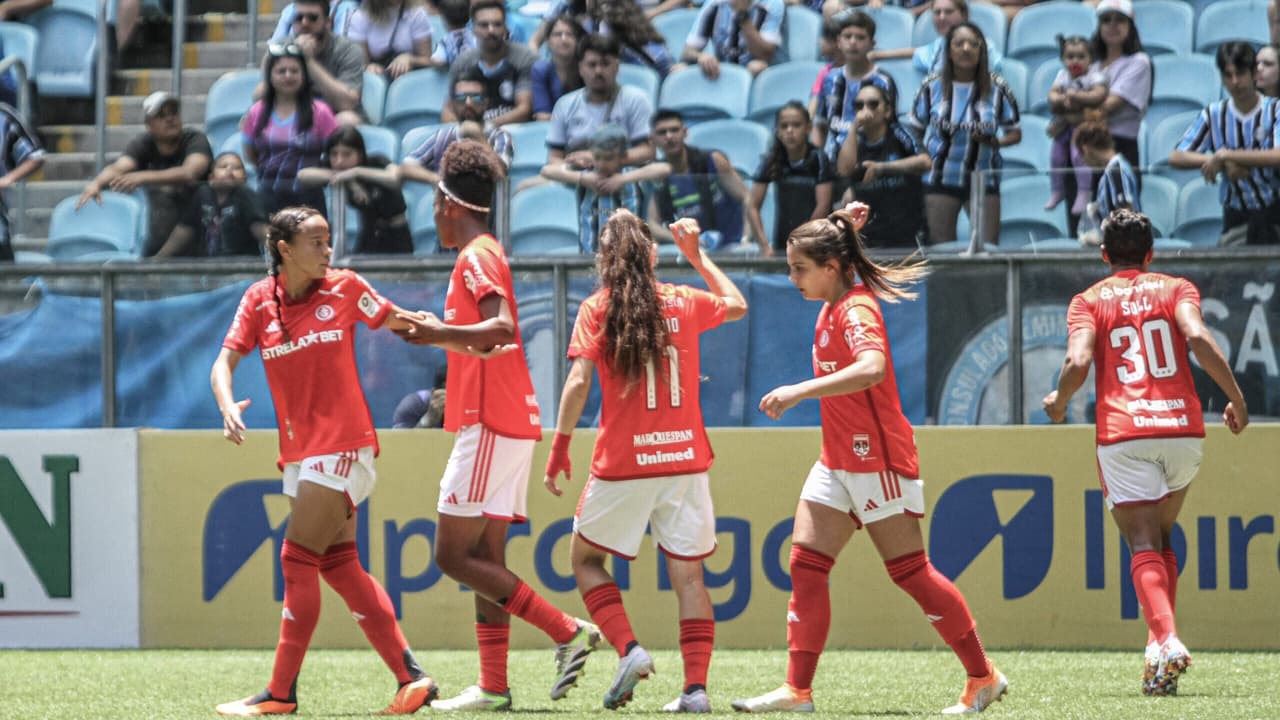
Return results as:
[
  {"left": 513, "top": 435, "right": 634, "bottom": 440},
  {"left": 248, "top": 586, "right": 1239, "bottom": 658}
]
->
[
  {"left": 1110, "top": 319, "right": 1177, "bottom": 384},
  {"left": 645, "top": 347, "right": 682, "bottom": 410}
]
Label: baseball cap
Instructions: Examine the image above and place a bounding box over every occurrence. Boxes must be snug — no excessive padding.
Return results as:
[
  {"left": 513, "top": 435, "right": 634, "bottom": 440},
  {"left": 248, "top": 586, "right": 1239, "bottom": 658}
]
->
[
  {"left": 1095, "top": 0, "right": 1133, "bottom": 19},
  {"left": 142, "top": 91, "right": 180, "bottom": 118}
]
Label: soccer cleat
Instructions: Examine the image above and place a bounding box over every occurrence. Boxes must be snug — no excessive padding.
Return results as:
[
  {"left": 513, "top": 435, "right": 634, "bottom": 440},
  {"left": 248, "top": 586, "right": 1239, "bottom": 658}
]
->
[
  {"left": 603, "top": 645, "right": 655, "bottom": 710},
  {"left": 550, "top": 620, "right": 602, "bottom": 700},
  {"left": 663, "top": 688, "right": 712, "bottom": 713},
  {"left": 1141, "top": 642, "right": 1165, "bottom": 696},
  {"left": 429, "top": 685, "right": 512, "bottom": 711},
  {"left": 730, "top": 685, "right": 815, "bottom": 713},
  {"left": 377, "top": 675, "right": 439, "bottom": 715},
  {"left": 941, "top": 668, "right": 1008, "bottom": 714},
  {"left": 1150, "top": 636, "right": 1191, "bottom": 696},
  {"left": 215, "top": 688, "right": 298, "bottom": 717}
]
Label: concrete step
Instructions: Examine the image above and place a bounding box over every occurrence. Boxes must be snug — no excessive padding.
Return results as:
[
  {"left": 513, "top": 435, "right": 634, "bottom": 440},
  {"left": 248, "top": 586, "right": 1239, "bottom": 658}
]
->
[
  {"left": 30, "top": 152, "right": 101, "bottom": 182},
  {"left": 105, "top": 93, "right": 207, "bottom": 126},
  {"left": 187, "top": 12, "right": 281, "bottom": 44},
  {"left": 40, "top": 124, "right": 143, "bottom": 154},
  {"left": 183, "top": 40, "right": 261, "bottom": 70},
  {"left": 17, "top": 209, "right": 51, "bottom": 241},
  {"left": 111, "top": 68, "right": 228, "bottom": 97},
  {"left": 23, "top": 180, "right": 87, "bottom": 210}
]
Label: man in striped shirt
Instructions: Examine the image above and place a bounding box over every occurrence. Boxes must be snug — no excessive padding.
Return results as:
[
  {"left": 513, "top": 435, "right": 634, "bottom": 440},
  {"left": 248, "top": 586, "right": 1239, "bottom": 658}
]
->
[
  {"left": 682, "top": 0, "right": 783, "bottom": 78},
  {"left": 1170, "top": 41, "right": 1280, "bottom": 246},
  {"left": 400, "top": 71, "right": 513, "bottom": 188},
  {"left": 0, "top": 102, "right": 42, "bottom": 261}
]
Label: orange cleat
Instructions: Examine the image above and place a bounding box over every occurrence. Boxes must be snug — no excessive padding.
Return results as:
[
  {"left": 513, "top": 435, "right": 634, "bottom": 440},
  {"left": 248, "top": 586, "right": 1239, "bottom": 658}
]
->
[
  {"left": 941, "top": 668, "right": 1008, "bottom": 714},
  {"left": 215, "top": 688, "right": 298, "bottom": 717},
  {"left": 377, "top": 675, "right": 439, "bottom": 715}
]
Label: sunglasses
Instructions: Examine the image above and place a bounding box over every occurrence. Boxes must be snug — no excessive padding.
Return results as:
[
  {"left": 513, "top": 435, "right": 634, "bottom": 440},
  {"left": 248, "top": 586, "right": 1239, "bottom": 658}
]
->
[
  {"left": 267, "top": 42, "right": 303, "bottom": 57},
  {"left": 293, "top": 11, "right": 323, "bottom": 22},
  {"left": 853, "top": 99, "right": 881, "bottom": 110},
  {"left": 1099, "top": 13, "right": 1128, "bottom": 24},
  {"left": 453, "top": 92, "right": 486, "bottom": 104}
]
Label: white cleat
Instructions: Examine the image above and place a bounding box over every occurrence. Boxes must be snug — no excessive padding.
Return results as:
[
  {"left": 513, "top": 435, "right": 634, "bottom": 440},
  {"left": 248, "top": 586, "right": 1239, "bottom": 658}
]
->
[
  {"left": 603, "top": 645, "right": 655, "bottom": 710},
  {"left": 731, "top": 685, "right": 815, "bottom": 713},
  {"left": 663, "top": 688, "right": 711, "bottom": 713},
  {"left": 941, "top": 668, "right": 1008, "bottom": 714},
  {"left": 429, "top": 685, "right": 512, "bottom": 711}
]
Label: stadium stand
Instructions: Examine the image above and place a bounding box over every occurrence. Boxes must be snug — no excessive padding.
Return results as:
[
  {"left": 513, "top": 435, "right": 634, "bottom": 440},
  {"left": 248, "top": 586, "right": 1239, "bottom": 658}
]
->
[
  {"left": 382, "top": 68, "right": 451, "bottom": 138},
  {"left": 686, "top": 118, "right": 771, "bottom": 177},
  {"left": 658, "top": 64, "right": 752, "bottom": 123},
  {"left": 912, "top": 0, "right": 1007, "bottom": 54},
  {"left": 47, "top": 192, "right": 143, "bottom": 258},
  {"left": 748, "top": 60, "right": 824, "bottom": 124},
  {"left": 1005, "top": 1, "right": 1096, "bottom": 80}
]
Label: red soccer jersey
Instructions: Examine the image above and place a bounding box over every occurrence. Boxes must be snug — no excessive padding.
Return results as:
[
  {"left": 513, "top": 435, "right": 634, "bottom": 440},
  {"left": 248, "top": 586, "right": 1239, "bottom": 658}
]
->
[
  {"left": 443, "top": 234, "right": 541, "bottom": 439},
  {"left": 813, "top": 285, "right": 919, "bottom": 477},
  {"left": 569, "top": 283, "right": 727, "bottom": 480},
  {"left": 222, "top": 269, "right": 392, "bottom": 468},
  {"left": 1067, "top": 269, "right": 1205, "bottom": 445}
]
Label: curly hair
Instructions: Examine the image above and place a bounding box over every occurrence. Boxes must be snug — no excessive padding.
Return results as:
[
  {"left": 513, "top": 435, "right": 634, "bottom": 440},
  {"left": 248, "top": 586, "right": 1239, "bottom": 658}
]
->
[
  {"left": 596, "top": 209, "right": 667, "bottom": 387},
  {"left": 440, "top": 139, "right": 506, "bottom": 210},
  {"left": 788, "top": 207, "right": 929, "bottom": 302}
]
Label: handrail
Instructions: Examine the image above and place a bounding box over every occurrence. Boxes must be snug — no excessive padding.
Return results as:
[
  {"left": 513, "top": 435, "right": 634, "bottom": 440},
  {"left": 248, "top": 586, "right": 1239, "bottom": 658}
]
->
[
  {"left": 95, "top": 0, "right": 108, "bottom": 172},
  {"left": 0, "top": 54, "right": 31, "bottom": 234},
  {"left": 170, "top": 0, "right": 186, "bottom": 99},
  {"left": 247, "top": 0, "right": 259, "bottom": 68}
]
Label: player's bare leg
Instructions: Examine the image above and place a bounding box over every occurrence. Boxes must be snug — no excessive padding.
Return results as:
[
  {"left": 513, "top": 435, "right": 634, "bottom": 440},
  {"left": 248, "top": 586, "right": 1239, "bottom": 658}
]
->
[{"left": 1116, "top": 494, "right": 1190, "bottom": 696}]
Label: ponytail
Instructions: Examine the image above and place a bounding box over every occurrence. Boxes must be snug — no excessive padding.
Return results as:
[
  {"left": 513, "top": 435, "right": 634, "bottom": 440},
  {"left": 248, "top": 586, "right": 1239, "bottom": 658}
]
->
[{"left": 789, "top": 207, "right": 928, "bottom": 302}]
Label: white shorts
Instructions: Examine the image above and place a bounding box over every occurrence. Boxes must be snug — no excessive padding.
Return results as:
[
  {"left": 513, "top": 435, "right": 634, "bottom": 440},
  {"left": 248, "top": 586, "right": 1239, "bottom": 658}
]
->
[
  {"left": 438, "top": 425, "right": 534, "bottom": 522},
  {"left": 282, "top": 446, "right": 376, "bottom": 506},
  {"left": 799, "top": 461, "right": 925, "bottom": 529},
  {"left": 574, "top": 472, "right": 716, "bottom": 560},
  {"left": 1097, "top": 437, "right": 1202, "bottom": 509}
]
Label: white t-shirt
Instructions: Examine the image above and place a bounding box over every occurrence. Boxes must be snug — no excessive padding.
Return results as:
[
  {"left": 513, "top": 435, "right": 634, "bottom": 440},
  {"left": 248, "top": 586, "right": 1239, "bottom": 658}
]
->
[{"left": 346, "top": 3, "right": 433, "bottom": 63}]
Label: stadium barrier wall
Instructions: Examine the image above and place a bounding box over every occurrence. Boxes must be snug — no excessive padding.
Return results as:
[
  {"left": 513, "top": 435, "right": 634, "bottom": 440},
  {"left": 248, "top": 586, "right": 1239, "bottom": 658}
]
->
[
  {"left": 132, "top": 426, "right": 1280, "bottom": 651},
  {"left": 0, "top": 430, "right": 141, "bottom": 648}
]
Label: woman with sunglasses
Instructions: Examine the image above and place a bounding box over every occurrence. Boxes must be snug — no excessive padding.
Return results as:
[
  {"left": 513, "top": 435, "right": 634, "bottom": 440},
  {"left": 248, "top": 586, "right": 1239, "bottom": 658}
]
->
[
  {"left": 242, "top": 43, "right": 339, "bottom": 215},
  {"left": 837, "top": 84, "right": 929, "bottom": 249}
]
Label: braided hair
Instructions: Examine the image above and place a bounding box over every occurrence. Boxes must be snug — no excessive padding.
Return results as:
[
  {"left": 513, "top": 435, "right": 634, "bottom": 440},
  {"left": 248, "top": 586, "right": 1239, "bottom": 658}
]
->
[
  {"left": 787, "top": 206, "right": 928, "bottom": 302},
  {"left": 596, "top": 209, "right": 667, "bottom": 387},
  {"left": 264, "top": 206, "right": 324, "bottom": 342}
]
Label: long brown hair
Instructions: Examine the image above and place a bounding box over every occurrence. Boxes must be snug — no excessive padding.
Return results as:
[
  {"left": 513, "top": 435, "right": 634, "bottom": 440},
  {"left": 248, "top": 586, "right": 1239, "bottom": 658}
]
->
[
  {"left": 596, "top": 209, "right": 666, "bottom": 385},
  {"left": 788, "top": 207, "right": 928, "bottom": 302}
]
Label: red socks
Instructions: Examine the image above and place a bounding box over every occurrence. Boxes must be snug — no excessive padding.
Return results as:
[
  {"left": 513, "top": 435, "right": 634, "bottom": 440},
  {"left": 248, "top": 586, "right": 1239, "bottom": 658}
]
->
[
  {"left": 786, "top": 546, "right": 835, "bottom": 691},
  {"left": 476, "top": 623, "right": 511, "bottom": 693},
  {"left": 503, "top": 579, "right": 579, "bottom": 644},
  {"left": 679, "top": 618, "right": 714, "bottom": 691},
  {"left": 583, "top": 583, "right": 637, "bottom": 657},
  {"left": 1131, "top": 550, "right": 1176, "bottom": 643},
  {"left": 319, "top": 541, "right": 414, "bottom": 684},
  {"left": 270, "top": 541, "right": 322, "bottom": 699},
  {"left": 885, "top": 550, "right": 989, "bottom": 678},
  {"left": 1162, "top": 548, "right": 1179, "bottom": 613}
]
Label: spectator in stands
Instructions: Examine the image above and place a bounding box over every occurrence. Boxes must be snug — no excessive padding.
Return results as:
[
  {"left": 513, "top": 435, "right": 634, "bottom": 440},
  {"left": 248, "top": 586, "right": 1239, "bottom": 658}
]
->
[
  {"left": 541, "top": 124, "right": 670, "bottom": 253},
  {"left": 268, "top": 0, "right": 366, "bottom": 127},
  {"left": 545, "top": 34, "right": 655, "bottom": 170},
  {"left": 243, "top": 43, "right": 339, "bottom": 214},
  {"left": 907, "top": 22, "right": 1021, "bottom": 246},
  {"left": 1089, "top": 0, "right": 1150, "bottom": 172},
  {"left": 532, "top": 15, "right": 586, "bottom": 120},
  {"left": 748, "top": 101, "right": 833, "bottom": 255},
  {"left": 1171, "top": 42, "right": 1280, "bottom": 247},
  {"left": 647, "top": 109, "right": 749, "bottom": 251},
  {"left": 443, "top": 0, "right": 537, "bottom": 126},
  {"left": 429, "top": 0, "right": 476, "bottom": 69},
  {"left": 1044, "top": 35, "right": 1108, "bottom": 216},
  {"left": 871, "top": 0, "right": 1004, "bottom": 75},
  {"left": 299, "top": 126, "right": 414, "bottom": 253},
  {"left": 681, "top": 0, "right": 784, "bottom": 78},
  {"left": 0, "top": 101, "right": 41, "bottom": 262},
  {"left": 822, "top": 0, "right": 930, "bottom": 19},
  {"left": 154, "top": 152, "right": 268, "bottom": 258},
  {"left": 1271, "top": 0, "right": 1280, "bottom": 48},
  {"left": 0, "top": 0, "right": 49, "bottom": 22},
  {"left": 401, "top": 72, "right": 514, "bottom": 186},
  {"left": 838, "top": 84, "right": 929, "bottom": 249},
  {"left": 76, "top": 92, "right": 212, "bottom": 257},
  {"left": 347, "top": 0, "right": 434, "bottom": 80},
  {"left": 597, "top": 0, "right": 676, "bottom": 78},
  {"left": 1256, "top": 45, "right": 1280, "bottom": 99},
  {"left": 273, "top": 0, "right": 359, "bottom": 41},
  {"left": 813, "top": 12, "right": 897, "bottom": 168},
  {"left": 1073, "top": 121, "right": 1138, "bottom": 245},
  {"left": 529, "top": 0, "right": 596, "bottom": 51},
  {"left": 808, "top": 17, "right": 843, "bottom": 124}
]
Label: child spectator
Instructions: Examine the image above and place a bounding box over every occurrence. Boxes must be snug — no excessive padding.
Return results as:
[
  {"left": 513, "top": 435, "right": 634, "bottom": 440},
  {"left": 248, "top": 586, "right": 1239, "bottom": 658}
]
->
[
  {"left": 837, "top": 84, "right": 930, "bottom": 249},
  {"left": 430, "top": 0, "right": 476, "bottom": 68},
  {"left": 1044, "top": 35, "right": 1108, "bottom": 215},
  {"left": 746, "top": 102, "right": 833, "bottom": 255},
  {"left": 531, "top": 15, "right": 586, "bottom": 120},
  {"left": 808, "top": 17, "right": 844, "bottom": 122},
  {"left": 154, "top": 152, "right": 268, "bottom": 257},
  {"left": 813, "top": 11, "right": 897, "bottom": 167},
  {"left": 1073, "top": 121, "right": 1139, "bottom": 245},
  {"left": 541, "top": 124, "right": 670, "bottom": 253},
  {"left": 299, "top": 126, "right": 414, "bottom": 254}
]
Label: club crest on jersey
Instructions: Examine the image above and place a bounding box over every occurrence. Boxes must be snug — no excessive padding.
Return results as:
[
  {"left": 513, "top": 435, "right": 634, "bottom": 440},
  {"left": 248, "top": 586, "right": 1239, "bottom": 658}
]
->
[
  {"left": 358, "top": 292, "right": 379, "bottom": 319},
  {"left": 852, "top": 434, "right": 870, "bottom": 457},
  {"left": 819, "top": 329, "right": 830, "bottom": 347},
  {"left": 315, "top": 304, "right": 335, "bottom": 321}
]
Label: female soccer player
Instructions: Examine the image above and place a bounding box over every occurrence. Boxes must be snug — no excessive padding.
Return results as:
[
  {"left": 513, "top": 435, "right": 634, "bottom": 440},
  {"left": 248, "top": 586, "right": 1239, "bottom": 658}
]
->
[
  {"left": 394, "top": 139, "right": 601, "bottom": 711},
  {"left": 1043, "top": 209, "right": 1248, "bottom": 696},
  {"left": 210, "top": 206, "right": 437, "bottom": 716},
  {"left": 733, "top": 202, "right": 1006, "bottom": 715},
  {"left": 543, "top": 212, "right": 747, "bottom": 712}
]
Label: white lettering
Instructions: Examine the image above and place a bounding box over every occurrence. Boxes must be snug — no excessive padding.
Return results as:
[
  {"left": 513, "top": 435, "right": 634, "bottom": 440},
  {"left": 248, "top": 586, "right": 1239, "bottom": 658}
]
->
[
  {"left": 1131, "top": 414, "right": 1189, "bottom": 428},
  {"left": 260, "top": 328, "right": 345, "bottom": 360},
  {"left": 817, "top": 360, "right": 839, "bottom": 372},
  {"left": 1237, "top": 282, "right": 1278, "bottom": 376},
  {"left": 632, "top": 429, "right": 695, "bottom": 447},
  {"left": 634, "top": 447, "right": 696, "bottom": 466},
  {"left": 1125, "top": 398, "right": 1188, "bottom": 413},
  {"left": 1120, "top": 296, "right": 1153, "bottom": 317}
]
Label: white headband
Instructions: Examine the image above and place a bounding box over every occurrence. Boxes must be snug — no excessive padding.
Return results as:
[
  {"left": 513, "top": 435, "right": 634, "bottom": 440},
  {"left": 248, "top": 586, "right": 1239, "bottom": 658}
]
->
[{"left": 438, "top": 181, "right": 490, "bottom": 213}]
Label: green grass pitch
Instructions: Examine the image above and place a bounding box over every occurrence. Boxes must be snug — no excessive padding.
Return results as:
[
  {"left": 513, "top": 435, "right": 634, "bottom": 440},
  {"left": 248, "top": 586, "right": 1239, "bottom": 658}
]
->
[{"left": 2, "top": 648, "right": 1279, "bottom": 718}]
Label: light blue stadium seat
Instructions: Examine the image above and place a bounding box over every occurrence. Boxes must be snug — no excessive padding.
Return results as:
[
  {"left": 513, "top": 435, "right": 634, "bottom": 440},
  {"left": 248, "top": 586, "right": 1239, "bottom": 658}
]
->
[
  {"left": 27, "top": 0, "right": 97, "bottom": 97},
  {"left": 505, "top": 120, "right": 550, "bottom": 189},
  {"left": 1153, "top": 237, "right": 1192, "bottom": 250},
  {"left": 878, "top": 58, "right": 923, "bottom": 117},
  {"left": 1152, "top": 54, "right": 1219, "bottom": 108},
  {"left": 1005, "top": 1, "right": 1095, "bottom": 81},
  {"left": 510, "top": 183, "right": 580, "bottom": 254},
  {"left": 204, "top": 70, "right": 261, "bottom": 157},
  {"left": 1027, "top": 60, "right": 1057, "bottom": 115},
  {"left": 618, "top": 63, "right": 660, "bottom": 109},
  {"left": 996, "top": 174, "right": 1067, "bottom": 247},
  {"left": 653, "top": 8, "right": 700, "bottom": 61},
  {"left": 748, "top": 60, "right": 824, "bottom": 124},
  {"left": 912, "top": 0, "right": 1007, "bottom": 54},
  {"left": 409, "top": 190, "right": 438, "bottom": 255},
  {"left": 862, "top": 6, "right": 914, "bottom": 51},
  {"left": 362, "top": 70, "right": 387, "bottom": 125},
  {"left": 1147, "top": 110, "right": 1202, "bottom": 188},
  {"left": 1172, "top": 178, "right": 1223, "bottom": 247},
  {"left": 997, "top": 57, "right": 1027, "bottom": 112},
  {"left": 48, "top": 192, "right": 143, "bottom": 258},
  {"left": 784, "top": 6, "right": 822, "bottom": 63},
  {"left": 357, "top": 125, "right": 399, "bottom": 162},
  {"left": 1000, "top": 114, "right": 1049, "bottom": 174},
  {"left": 0, "top": 22, "right": 38, "bottom": 93},
  {"left": 686, "top": 119, "right": 770, "bottom": 177},
  {"left": 1134, "top": 0, "right": 1193, "bottom": 55},
  {"left": 658, "top": 65, "right": 752, "bottom": 123},
  {"left": 383, "top": 69, "right": 451, "bottom": 138},
  {"left": 1144, "top": 98, "right": 1204, "bottom": 143},
  {"left": 1195, "top": 0, "right": 1268, "bottom": 54},
  {"left": 1140, "top": 175, "right": 1178, "bottom": 238}
]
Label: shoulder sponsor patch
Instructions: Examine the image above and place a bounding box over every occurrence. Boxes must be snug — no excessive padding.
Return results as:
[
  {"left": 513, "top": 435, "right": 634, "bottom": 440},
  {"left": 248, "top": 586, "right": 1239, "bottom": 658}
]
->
[{"left": 358, "top": 292, "right": 380, "bottom": 319}]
